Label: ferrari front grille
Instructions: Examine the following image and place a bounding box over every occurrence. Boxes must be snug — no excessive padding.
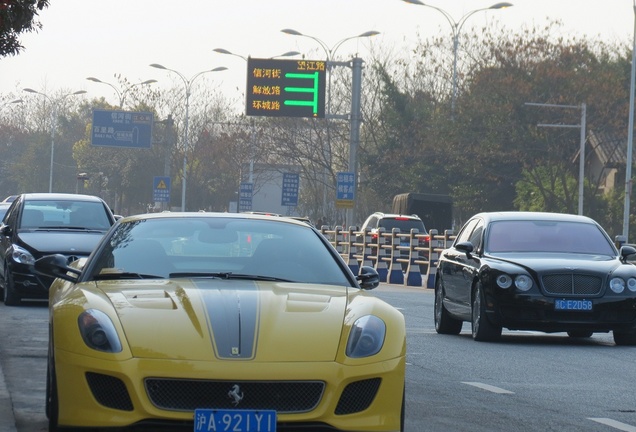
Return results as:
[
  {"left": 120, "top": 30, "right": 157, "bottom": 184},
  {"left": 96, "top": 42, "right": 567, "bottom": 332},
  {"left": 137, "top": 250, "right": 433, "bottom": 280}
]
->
[
  {"left": 541, "top": 274, "right": 602, "bottom": 296},
  {"left": 85, "top": 372, "right": 134, "bottom": 411},
  {"left": 335, "top": 378, "right": 381, "bottom": 415},
  {"left": 144, "top": 379, "right": 325, "bottom": 413}
]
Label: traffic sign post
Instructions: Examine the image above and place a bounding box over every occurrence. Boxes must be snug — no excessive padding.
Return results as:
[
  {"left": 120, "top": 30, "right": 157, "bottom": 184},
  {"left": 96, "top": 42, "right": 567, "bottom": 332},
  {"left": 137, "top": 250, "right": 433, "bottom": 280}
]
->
[
  {"left": 239, "top": 182, "right": 253, "bottom": 212},
  {"left": 281, "top": 173, "right": 299, "bottom": 206},
  {"left": 153, "top": 176, "right": 171, "bottom": 203},
  {"left": 336, "top": 171, "right": 355, "bottom": 209},
  {"left": 246, "top": 58, "right": 326, "bottom": 118}
]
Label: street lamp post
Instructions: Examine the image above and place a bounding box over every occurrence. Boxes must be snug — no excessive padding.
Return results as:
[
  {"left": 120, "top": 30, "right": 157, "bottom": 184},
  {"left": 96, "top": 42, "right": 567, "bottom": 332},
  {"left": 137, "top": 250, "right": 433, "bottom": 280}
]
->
[
  {"left": 281, "top": 29, "right": 379, "bottom": 117},
  {"left": 402, "top": 0, "right": 513, "bottom": 119},
  {"left": 22, "top": 88, "right": 86, "bottom": 193},
  {"left": 623, "top": 0, "right": 636, "bottom": 241},
  {"left": 1, "top": 99, "right": 23, "bottom": 112},
  {"left": 149, "top": 64, "right": 227, "bottom": 212},
  {"left": 212, "top": 48, "right": 301, "bottom": 62},
  {"left": 86, "top": 76, "right": 157, "bottom": 108},
  {"left": 281, "top": 29, "right": 379, "bottom": 227}
]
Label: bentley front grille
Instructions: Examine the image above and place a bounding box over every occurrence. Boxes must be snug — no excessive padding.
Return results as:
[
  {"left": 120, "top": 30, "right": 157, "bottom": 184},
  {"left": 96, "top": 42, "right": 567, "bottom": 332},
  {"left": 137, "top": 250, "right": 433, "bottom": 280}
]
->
[
  {"left": 145, "top": 379, "right": 325, "bottom": 413},
  {"left": 541, "top": 274, "right": 603, "bottom": 296}
]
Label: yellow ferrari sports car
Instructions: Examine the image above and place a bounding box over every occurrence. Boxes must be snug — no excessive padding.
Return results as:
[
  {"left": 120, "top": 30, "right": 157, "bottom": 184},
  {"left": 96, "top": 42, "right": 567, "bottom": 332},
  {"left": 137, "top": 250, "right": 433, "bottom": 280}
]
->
[{"left": 35, "top": 212, "right": 406, "bottom": 431}]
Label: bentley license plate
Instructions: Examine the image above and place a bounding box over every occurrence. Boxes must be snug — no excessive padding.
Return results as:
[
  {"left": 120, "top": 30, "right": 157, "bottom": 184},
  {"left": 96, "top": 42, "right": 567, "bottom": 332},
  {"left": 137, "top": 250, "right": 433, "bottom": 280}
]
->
[
  {"left": 194, "top": 409, "right": 276, "bottom": 432},
  {"left": 554, "top": 299, "right": 593, "bottom": 311}
]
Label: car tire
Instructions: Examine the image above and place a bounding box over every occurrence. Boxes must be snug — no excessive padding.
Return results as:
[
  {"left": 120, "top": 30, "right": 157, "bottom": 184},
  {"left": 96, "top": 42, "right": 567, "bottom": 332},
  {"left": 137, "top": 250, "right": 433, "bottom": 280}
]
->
[
  {"left": 46, "top": 353, "right": 60, "bottom": 431},
  {"left": 3, "top": 267, "right": 21, "bottom": 306},
  {"left": 434, "top": 278, "right": 462, "bottom": 335},
  {"left": 47, "top": 332, "right": 73, "bottom": 432},
  {"left": 613, "top": 329, "right": 636, "bottom": 346},
  {"left": 471, "top": 282, "right": 502, "bottom": 342},
  {"left": 400, "top": 386, "right": 405, "bottom": 432},
  {"left": 567, "top": 330, "right": 593, "bottom": 338}
]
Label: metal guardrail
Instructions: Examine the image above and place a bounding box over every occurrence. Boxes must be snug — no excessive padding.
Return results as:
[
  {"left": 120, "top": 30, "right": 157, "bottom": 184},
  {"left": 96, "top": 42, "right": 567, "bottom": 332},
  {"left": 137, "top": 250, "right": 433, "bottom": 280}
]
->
[{"left": 319, "top": 226, "right": 456, "bottom": 288}]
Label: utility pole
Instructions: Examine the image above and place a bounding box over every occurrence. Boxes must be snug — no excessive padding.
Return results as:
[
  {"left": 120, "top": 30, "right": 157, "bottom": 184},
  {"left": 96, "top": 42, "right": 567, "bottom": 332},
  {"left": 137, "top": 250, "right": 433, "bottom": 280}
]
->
[{"left": 525, "top": 102, "right": 587, "bottom": 215}]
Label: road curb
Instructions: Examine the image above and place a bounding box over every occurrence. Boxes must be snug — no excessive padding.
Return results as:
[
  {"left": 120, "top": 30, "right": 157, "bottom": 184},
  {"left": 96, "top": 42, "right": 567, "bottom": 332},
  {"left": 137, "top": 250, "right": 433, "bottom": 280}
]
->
[{"left": 0, "top": 360, "right": 17, "bottom": 432}]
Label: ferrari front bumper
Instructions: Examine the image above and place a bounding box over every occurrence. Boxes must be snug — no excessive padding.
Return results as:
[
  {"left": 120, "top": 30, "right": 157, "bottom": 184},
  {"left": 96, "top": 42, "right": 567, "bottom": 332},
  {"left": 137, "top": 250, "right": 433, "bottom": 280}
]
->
[{"left": 54, "top": 349, "right": 405, "bottom": 431}]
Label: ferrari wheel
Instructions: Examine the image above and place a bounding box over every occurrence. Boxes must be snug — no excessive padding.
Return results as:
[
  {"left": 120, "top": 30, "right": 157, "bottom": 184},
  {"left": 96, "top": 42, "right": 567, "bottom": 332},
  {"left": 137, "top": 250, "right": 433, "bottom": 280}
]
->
[
  {"left": 46, "top": 329, "right": 73, "bottom": 432},
  {"left": 613, "top": 329, "right": 636, "bottom": 346},
  {"left": 399, "top": 386, "right": 405, "bottom": 432},
  {"left": 434, "top": 278, "right": 462, "bottom": 335},
  {"left": 567, "top": 330, "right": 593, "bottom": 338},
  {"left": 471, "top": 282, "right": 501, "bottom": 342},
  {"left": 46, "top": 337, "right": 61, "bottom": 431},
  {"left": 3, "top": 267, "right": 21, "bottom": 306}
]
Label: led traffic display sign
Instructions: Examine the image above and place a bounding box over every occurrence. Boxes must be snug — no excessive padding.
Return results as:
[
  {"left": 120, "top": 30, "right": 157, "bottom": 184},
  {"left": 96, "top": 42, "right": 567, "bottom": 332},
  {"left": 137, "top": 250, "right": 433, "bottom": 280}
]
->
[{"left": 246, "top": 58, "right": 326, "bottom": 118}]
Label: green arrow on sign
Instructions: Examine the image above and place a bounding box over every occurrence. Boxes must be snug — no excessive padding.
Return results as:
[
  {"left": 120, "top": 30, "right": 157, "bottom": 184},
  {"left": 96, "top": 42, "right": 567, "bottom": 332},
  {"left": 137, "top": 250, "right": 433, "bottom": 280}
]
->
[{"left": 283, "top": 71, "right": 320, "bottom": 116}]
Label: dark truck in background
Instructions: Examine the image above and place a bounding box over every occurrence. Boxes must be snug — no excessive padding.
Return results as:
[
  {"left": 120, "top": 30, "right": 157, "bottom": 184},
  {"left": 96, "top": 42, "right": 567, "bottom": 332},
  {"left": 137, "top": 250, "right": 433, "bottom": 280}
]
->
[{"left": 391, "top": 193, "right": 453, "bottom": 234}]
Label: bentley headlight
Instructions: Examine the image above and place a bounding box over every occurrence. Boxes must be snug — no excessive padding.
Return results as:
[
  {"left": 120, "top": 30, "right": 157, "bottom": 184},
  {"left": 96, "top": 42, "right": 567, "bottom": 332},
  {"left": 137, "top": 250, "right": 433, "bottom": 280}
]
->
[
  {"left": 11, "top": 245, "right": 35, "bottom": 265},
  {"left": 78, "top": 309, "right": 122, "bottom": 353},
  {"left": 628, "top": 278, "right": 636, "bottom": 292},
  {"left": 346, "top": 315, "right": 386, "bottom": 358},
  {"left": 515, "top": 275, "right": 533, "bottom": 292},
  {"left": 609, "top": 277, "right": 625, "bottom": 294},
  {"left": 496, "top": 274, "right": 512, "bottom": 289}
]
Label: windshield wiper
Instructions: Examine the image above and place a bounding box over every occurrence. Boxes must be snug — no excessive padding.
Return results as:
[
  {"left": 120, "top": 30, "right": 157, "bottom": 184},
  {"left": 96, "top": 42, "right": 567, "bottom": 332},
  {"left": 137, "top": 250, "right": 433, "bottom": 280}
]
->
[
  {"left": 93, "top": 272, "right": 165, "bottom": 280},
  {"left": 169, "top": 272, "right": 292, "bottom": 282}
]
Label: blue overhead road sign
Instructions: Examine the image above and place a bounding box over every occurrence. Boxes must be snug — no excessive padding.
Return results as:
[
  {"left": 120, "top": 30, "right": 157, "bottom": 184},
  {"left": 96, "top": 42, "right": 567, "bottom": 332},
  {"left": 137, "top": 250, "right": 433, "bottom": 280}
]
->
[{"left": 91, "top": 109, "right": 153, "bottom": 149}]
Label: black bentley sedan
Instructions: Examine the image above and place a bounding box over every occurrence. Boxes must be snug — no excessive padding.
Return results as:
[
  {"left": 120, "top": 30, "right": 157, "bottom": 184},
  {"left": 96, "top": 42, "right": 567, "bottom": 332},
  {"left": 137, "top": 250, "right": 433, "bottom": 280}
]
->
[
  {"left": 434, "top": 211, "right": 636, "bottom": 345},
  {"left": 0, "top": 193, "right": 116, "bottom": 305}
]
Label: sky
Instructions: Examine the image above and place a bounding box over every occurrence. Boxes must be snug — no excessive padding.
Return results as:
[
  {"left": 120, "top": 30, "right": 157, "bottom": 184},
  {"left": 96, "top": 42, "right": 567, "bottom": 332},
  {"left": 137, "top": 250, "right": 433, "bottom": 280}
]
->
[{"left": 1, "top": 0, "right": 635, "bottom": 112}]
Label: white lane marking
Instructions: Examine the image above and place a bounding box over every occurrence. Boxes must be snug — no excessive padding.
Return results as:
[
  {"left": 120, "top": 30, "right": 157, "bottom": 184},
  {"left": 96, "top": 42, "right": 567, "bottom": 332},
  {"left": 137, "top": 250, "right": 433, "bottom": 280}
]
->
[
  {"left": 588, "top": 418, "right": 636, "bottom": 431},
  {"left": 461, "top": 382, "right": 515, "bottom": 394}
]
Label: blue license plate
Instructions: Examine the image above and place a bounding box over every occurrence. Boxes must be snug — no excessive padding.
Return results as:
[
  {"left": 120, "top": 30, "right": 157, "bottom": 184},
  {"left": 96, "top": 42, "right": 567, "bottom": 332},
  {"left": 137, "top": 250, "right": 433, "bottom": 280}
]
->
[
  {"left": 554, "top": 299, "right": 593, "bottom": 311},
  {"left": 194, "top": 409, "right": 276, "bottom": 432}
]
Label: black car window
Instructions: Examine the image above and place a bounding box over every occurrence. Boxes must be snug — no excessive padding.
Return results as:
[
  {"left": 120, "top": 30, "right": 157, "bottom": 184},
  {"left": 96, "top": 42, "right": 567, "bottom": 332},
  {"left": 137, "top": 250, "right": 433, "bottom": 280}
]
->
[
  {"left": 88, "top": 217, "right": 352, "bottom": 286},
  {"left": 455, "top": 218, "right": 479, "bottom": 245},
  {"left": 379, "top": 218, "right": 425, "bottom": 234},
  {"left": 468, "top": 220, "right": 484, "bottom": 251},
  {"left": 366, "top": 216, "right": 378, "bottom": 229},
  {"left": 486, "top": 220, "right": 616, "bottom": 255},
  {"left": 21, "top": 200, "right": 111, "bottom": 230}
]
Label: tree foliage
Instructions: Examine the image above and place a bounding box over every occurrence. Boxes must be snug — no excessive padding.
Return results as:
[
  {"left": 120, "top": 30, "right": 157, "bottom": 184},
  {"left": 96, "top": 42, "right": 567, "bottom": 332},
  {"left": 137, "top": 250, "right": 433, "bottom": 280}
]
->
[
  {"left": 362, "top": 20, "right": 632, "bottom": 230},
  {"left": 2, "top": 18, "right": 636, "bottom": 238},
  {"left": 0, "top": 0, "right": 49, "bottom": 57}
]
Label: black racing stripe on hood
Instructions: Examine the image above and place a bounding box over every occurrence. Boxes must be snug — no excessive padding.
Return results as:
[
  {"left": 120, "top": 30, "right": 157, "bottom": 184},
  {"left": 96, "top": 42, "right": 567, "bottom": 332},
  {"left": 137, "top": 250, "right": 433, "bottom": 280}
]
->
[{"left": 195, "top": 280, "right": 259, "bottom": 360}]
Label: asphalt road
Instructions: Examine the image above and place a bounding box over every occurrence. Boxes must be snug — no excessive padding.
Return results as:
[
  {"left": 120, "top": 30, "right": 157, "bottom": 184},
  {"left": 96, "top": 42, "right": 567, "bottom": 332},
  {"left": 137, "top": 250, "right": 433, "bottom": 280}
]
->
[{"left": 1, "top": 285, "right": 636, "bottom": 431}]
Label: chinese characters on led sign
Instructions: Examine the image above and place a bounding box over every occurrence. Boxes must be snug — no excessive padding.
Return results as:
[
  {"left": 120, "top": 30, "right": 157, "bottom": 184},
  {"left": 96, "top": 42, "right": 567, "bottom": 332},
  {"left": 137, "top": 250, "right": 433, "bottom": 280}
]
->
[{"left": 246, "top": 58, "right": 326, "bottom": 118}]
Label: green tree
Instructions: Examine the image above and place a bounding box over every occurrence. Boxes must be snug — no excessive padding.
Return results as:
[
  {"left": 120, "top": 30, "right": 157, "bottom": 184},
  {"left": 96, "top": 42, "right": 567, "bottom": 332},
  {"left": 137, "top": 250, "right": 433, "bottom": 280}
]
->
[
  {"left": 363, "top": 20, "right": 631, "bottom": 226},
  {"left": 0, "top": 0, "right": 49, "bottom": 57}
]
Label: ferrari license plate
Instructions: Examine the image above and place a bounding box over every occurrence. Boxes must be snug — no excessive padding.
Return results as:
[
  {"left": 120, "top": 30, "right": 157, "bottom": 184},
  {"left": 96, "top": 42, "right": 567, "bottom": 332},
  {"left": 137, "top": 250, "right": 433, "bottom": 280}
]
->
[
  {"left": 194, "top": 409, "right": 276, "bottom": 432},
  {"left": 554, "top": 299, "right": 593, "bottom": 311}
]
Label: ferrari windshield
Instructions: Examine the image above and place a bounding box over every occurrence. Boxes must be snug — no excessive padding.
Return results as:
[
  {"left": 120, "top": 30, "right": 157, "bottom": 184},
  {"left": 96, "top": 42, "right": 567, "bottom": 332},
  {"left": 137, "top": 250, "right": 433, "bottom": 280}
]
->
[
  {"left": 486, "top": 220, "right": 616, "bottom": 255},
  {"left": 87, "top": 216, "right": 352, "bottom": 285}
]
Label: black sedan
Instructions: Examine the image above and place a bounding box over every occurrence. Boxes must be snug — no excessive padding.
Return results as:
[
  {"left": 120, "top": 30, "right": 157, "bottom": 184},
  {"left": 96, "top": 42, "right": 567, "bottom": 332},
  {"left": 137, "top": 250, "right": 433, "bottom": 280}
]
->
[
  {"left": 0, "top": 193, "right": 116, "bottom": 305},
  {"left": 434, "top": 211, "right": 636, "bottom": 345}
]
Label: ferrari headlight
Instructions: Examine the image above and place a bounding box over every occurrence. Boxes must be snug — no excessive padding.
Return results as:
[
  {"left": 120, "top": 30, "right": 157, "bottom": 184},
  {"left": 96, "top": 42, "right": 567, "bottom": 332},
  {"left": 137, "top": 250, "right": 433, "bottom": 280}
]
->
[
  {"left": 628, "top": 278, "right": 636, "bottom": 292},
  {"left": 11, "top": 245, "right": 35, "bottom": 265},
  {"left": 78, "top": 309, "right": 122, "bottom": 353},
  {"left": 496, "top": 274, "right": 512, "bottom": 289},
  {"left": 515, "top": 275, "right": 533, "bottom": 292},
  {"left": 610, "top": 278, "right": 625, "bottom": 294},
  {"left": 346, "top": 315, "right": 386, "bottom": 358}
]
